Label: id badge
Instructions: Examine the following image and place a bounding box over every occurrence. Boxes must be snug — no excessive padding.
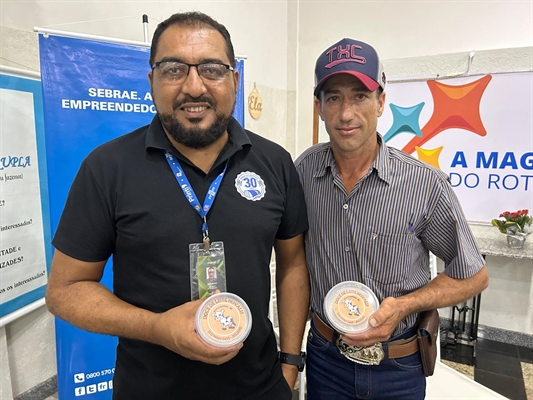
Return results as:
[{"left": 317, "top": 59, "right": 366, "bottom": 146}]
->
[{"left": 190, "top": 241, "right": 227, "bottom": 300}]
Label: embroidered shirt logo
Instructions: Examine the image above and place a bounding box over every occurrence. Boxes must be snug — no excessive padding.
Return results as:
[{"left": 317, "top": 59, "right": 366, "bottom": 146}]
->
[{"left": 235, "top": 171, "right": 266, "bottom": 201}]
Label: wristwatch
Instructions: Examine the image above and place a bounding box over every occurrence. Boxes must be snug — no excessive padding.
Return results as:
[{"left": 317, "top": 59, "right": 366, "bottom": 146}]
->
[{"left": 278, "top": 351, "right": 306, "bottom": 372}]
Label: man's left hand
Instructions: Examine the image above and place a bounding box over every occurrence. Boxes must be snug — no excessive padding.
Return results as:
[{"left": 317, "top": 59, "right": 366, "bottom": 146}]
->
[{"left": 281, "top": 363, "right": 299, "bottom": 390}]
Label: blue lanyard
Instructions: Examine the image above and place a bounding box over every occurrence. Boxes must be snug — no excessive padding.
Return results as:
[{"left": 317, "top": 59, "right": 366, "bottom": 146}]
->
[{"left": 164, "top": 151, "right": 227, "bottom": 248}]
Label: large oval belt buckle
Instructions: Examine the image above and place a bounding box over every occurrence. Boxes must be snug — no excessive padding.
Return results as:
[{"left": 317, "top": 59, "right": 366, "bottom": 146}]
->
[{"left": 336, "top": 337, "right": 385, "bottom": 365}]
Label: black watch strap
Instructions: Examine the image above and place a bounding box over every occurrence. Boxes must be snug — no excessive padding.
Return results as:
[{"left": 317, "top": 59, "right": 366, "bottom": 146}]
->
[{"left": 278, "top": 351, "right": 306, "bottom": 372}]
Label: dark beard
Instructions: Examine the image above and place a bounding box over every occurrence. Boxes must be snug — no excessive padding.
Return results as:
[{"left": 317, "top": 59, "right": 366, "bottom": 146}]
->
[
  {"left": 157, "top": 94, "right": 234, "bottom": 149},
  {"left": 159, "top": 112, "right": 229, "bottom": 149}
]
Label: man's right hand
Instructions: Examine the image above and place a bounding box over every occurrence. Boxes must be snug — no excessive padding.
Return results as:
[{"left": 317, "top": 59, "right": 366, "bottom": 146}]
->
[
  {"left": 152, "top": 299, "right": 243, "bottom": 365},
  {"left": 46, "top": 251, "right": 241, "bottom": 365}
]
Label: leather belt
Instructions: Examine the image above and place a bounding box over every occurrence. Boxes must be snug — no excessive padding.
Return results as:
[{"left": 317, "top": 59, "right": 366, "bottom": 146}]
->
[{"left": 313, "top": 314, "right": 419, "bottom": 364}]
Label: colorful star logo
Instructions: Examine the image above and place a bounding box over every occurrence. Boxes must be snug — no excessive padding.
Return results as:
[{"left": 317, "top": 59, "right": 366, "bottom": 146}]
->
[
  {"left": 415, "top": 146, "right": 443, "bottom": 169},
  {"left": 402, "top": 75, "right": 492, "bottom": 155},
  {"left": 383, "top": 75, "right": 492, "bottom": 170},
  {"left": 382, "top": 102, "right": 425, "bottom": 142}
]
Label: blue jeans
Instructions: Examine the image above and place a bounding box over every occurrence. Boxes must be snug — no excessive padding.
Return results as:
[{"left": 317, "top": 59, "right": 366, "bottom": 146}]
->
[{"left": 306, "top": 320, "right": 426, "bottom": 400}]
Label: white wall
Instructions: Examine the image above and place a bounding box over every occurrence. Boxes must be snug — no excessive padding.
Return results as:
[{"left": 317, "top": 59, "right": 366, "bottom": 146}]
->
[
  {"left": 6, "top": 307, "right": 57, "bottom": 396},
  {"left": 479, "top": 256, "right": 533, "bottom": 335},
  {"left": 0, "top": 306, "right": 56, "bottom": 398},
  {"left": 1, "top": 0, "right": 290, "bottom": 90},
  {"left": 295, "top": 0, "right": 533, "bottom": 153},
  {"left": 0, "top": 327, "right": 14, "bottom": 400},
  {"left": 437, "top": 255, "right": 533, "bottom": 337},
  {"left": 1, "top": 0, "right": 532, "bottom": 395}
]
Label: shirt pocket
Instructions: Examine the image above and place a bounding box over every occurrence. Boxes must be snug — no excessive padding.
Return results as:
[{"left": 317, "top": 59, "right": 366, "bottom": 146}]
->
[{"left": 360, "top": 229, "right": 416, "bottom": 288}]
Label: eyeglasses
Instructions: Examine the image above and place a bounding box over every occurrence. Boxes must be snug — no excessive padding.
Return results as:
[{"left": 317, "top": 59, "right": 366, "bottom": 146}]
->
[{"left": 151, "top": 61, "right": 234, "bottom": 82}]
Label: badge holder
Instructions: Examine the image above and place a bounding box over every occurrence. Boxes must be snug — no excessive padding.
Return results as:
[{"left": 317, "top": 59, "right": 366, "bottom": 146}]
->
[{"left": 190, "top": 241, "right": 227, "bottom": 300}]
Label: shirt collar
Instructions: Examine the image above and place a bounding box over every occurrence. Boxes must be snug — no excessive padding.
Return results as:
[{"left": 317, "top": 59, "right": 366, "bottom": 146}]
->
[
  {"left": 314, "top": 146, "right": 335, "bottom": 178},
  {"left": 373, "top": 133, "right": 391, "bottom": 185},
  {"left": 314, "top": 133, "right": 391, "bottom": 184}
]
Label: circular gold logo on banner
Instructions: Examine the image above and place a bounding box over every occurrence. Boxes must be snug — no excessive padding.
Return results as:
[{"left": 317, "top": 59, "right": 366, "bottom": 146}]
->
[{"left": 248, "top": 82, "right": 262, "bottom": 120}]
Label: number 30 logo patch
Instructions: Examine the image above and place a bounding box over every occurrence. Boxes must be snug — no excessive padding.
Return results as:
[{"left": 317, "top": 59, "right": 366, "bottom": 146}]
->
[{"left": 235, "top": 171, "right": 266, "bottom": 201}]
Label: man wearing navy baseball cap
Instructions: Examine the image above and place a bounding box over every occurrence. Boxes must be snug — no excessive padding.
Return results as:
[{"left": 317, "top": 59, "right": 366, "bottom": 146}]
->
[
  {"left": 295, "top": 38, "right": 488, "bottom": 399},
  {"left": 313, "top": 38, "right": 386, "bottom": 96}
]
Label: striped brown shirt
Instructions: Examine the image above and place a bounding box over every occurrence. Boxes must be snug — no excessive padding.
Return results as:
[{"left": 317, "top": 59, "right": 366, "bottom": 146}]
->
[{"left": 295, "top": 135, "right": 484, "bottom": 336}]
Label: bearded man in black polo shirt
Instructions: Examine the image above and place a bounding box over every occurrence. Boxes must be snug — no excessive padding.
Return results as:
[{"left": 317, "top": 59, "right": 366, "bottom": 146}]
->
[{"left": 46, "top": 11, "right": 309, "bottom": 400}]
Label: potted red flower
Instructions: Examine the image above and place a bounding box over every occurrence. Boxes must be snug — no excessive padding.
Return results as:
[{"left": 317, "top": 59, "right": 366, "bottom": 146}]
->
[{"left": 491, "top": 209, "right": 532, "bottom": 249}]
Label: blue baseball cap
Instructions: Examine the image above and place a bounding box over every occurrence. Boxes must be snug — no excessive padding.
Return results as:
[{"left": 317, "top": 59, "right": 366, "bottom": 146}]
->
[{"left": 314, "top": 38, "right": 386, "bottom": 97}]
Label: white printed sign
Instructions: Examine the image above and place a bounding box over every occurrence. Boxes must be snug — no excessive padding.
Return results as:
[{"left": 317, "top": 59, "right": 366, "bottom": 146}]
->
[
  {"left": 0, "top": 69, "right": 49, "bottom": 315},
  {"left": 320, "top": 72, "right": 533, "bottom": 223}
]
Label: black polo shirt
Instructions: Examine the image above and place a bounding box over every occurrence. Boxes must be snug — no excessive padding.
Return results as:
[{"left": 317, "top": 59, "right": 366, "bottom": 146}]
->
[{"left": 53, "top": 115, "right": 308, "bottom": 399}]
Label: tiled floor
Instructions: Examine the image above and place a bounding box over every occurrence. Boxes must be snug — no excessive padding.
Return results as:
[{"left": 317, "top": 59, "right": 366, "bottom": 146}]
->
[{"left": 440, "top": 337, "right": 533, "bottom": 400}]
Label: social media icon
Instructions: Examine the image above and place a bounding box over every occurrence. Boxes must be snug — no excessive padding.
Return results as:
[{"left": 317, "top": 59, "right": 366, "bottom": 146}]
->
[
  {"left": 87, "top": 384, "right": 97, "bottom": 394},
  {"left": 108, "top": 380, "right": 113, "bottom": 389},
  {"left": 75, "top": 387, "right": 86, "bottom": 396},
  {"left": 74, "top": 373, "right": 85, "bottom": 383},
  {"left": 98, "top": 382, "right": 108, "bottom": 392}
]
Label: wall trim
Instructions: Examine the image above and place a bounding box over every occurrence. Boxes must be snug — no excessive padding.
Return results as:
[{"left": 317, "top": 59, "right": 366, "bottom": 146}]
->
[
  {"left": 15, "top": 375, "right": 56, "bottom": 400},
  {"left": 440, "top": 317, "right": 533, "bottom": 349}
]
